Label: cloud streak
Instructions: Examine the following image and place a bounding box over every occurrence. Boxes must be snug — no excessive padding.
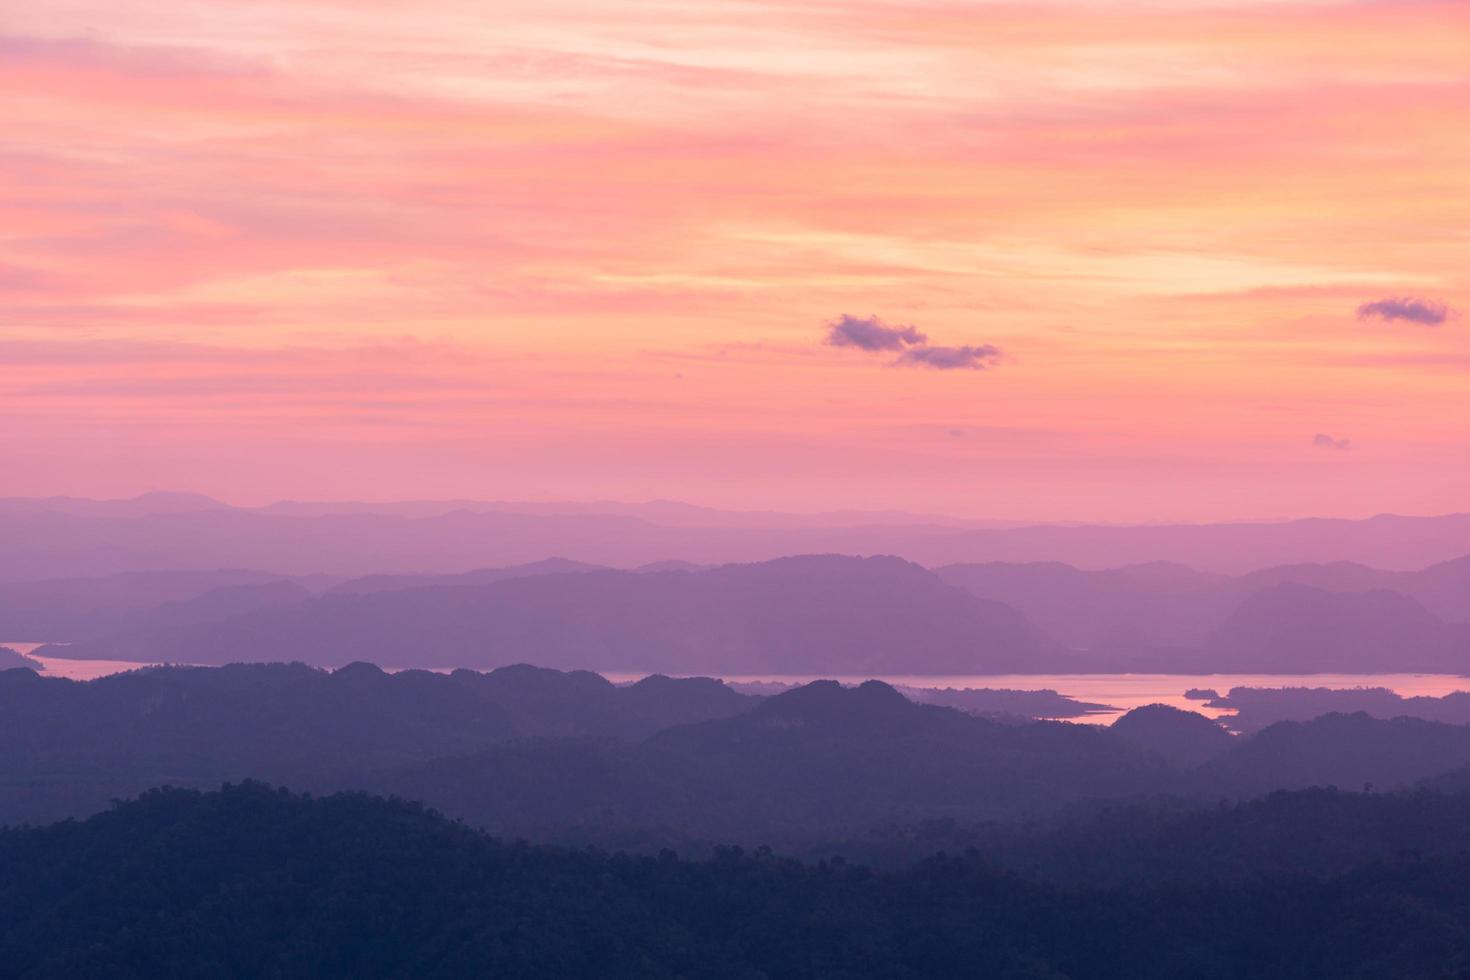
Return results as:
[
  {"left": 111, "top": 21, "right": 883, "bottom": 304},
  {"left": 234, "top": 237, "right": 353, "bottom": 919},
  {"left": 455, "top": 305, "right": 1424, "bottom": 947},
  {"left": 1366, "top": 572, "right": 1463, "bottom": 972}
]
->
[
  {"left": 1313, "top": 433, "right": 1351, "bottom": 451},
  {"left": 1356, "top": 297, "right": 1453, "bottom": 326}
]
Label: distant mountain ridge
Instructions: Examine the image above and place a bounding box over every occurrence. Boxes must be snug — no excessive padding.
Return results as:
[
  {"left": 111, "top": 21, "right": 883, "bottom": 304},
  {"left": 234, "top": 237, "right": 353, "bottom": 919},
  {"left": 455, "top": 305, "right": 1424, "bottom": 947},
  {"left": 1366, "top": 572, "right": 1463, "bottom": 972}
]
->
[
  {"left": 45, "top": 555, "right": 1066, "bottom": 675},
  {"left": 16, "top": 548, "right": 1470, "bottom": 675},
  {"left": 1205, "top": 583, "right": 1470, "bottom": 672},
  {"left": 937, "top": 555, "right": 1470, "bottom": 671},
  {"left": 329, "top": 558, "right": 604, "bottom": 595},
  {"left": 0, "top": 569, "right": 330, "bottom": 643},
  {"left": 3, "top": 493, "right": 1470, "bottom": 581}
]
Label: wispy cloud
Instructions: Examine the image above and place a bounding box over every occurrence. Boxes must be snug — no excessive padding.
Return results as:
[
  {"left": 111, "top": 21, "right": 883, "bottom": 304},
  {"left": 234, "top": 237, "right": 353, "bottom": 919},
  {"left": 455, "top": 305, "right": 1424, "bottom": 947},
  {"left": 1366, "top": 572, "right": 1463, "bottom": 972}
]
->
[
  {"left": 1356, "top": 297, "right": 1453, "bottom": 326},
  {"left": 1312, "top": 433, "right": 1351, "bottom": 451}
]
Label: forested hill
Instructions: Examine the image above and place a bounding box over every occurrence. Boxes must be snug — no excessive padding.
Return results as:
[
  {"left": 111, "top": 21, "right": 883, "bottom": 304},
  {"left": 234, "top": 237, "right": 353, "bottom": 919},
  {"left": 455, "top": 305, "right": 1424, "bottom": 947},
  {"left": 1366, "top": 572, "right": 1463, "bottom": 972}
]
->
[
  {"left": 4, "top": 783, "right": 1470, "bottom": 979},
  {"left": 18, "top": 663, "right": 1470, "bottom": 843}
]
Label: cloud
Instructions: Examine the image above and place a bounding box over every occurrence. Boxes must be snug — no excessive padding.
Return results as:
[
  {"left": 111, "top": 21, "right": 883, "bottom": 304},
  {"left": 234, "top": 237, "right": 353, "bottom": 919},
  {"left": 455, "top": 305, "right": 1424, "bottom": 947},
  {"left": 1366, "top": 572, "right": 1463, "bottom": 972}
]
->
[
  {"left": 824, "top": 314, "right": 1003, "bottom": 372},
  {"left": 1356, "top": 296, "right": 1453, "bottom": 326},
  {"left": 898, "top": 344, "right": 1002, "bottom": 370},
  {"left": 1313, "top": 433, "right": 1351, "bottom": 451},
  {"left": 825, "top": 314, "right": 926, "bottom": 351}
]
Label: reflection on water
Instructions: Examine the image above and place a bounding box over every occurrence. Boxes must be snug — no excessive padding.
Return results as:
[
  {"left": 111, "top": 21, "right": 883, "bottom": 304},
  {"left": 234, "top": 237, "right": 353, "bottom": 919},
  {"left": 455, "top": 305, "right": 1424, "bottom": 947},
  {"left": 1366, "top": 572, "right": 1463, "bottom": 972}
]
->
[
  {"left": 26, "top": 656, "right": 179, "bottom": 682},
  {"left": 12, "top": 647, "right": 1470, "bottom": 726},
  {"left": 606, "top": 672, "right": 1470, "bottom": 725},
  {"left": 3, "top": 645, "right": 183, "bottom": 682}
]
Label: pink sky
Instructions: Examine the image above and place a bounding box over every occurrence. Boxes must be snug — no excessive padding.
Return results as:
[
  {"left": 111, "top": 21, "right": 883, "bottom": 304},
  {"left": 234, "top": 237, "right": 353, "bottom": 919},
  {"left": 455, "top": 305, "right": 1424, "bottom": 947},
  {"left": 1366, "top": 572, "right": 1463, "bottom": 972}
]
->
[{"left": 2, "top": 0, "right": 1467, "bottom": 522}]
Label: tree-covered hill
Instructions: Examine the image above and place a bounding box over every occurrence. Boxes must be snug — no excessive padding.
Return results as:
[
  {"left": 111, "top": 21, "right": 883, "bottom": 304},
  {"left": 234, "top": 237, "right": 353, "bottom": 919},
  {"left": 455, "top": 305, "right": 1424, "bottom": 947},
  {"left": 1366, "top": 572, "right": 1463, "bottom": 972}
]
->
[{"left": 6, "top": 783, "right": 1470, "bottom": 979}]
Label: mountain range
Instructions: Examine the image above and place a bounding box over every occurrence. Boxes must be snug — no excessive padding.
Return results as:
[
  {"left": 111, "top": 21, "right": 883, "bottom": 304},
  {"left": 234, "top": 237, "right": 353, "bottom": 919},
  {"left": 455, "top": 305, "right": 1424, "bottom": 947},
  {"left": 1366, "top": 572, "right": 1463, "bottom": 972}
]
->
[
  {"left": 20, "top": 548, "right": 1470, "bottom": 675},
  {"left": 12, "top": 660, "right": 1470, "bottom": 845},
  {"left": 5, "top": 493, "right": 1470, "bottom": 583},
  {"left": 41, "top": 556, "right": 1065, "bottom": 674}
]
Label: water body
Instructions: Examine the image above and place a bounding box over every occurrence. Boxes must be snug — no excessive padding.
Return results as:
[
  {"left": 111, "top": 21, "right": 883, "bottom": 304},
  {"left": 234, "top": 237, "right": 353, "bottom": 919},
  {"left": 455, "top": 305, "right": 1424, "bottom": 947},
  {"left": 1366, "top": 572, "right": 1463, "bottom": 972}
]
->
[
  {"left": 599, "top": 671, "right": 1470, "bottom": 724},
  {"left": 13, "top": 648, "right": 1470, "bottom": 726}
]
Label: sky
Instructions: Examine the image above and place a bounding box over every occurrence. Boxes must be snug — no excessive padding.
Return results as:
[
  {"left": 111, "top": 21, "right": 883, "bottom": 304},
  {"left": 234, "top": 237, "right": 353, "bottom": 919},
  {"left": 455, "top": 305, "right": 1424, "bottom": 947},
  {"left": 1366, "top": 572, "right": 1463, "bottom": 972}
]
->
[{"left": 2, "top": 0, "right": 1467, "bottom": 522}]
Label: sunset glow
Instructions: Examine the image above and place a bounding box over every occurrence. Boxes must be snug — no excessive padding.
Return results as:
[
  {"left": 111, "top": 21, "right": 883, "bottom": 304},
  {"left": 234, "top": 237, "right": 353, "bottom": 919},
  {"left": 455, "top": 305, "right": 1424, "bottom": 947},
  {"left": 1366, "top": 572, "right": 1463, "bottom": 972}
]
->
[{"left": 4, "top": 0, "right": 1467, "bottom": 520}]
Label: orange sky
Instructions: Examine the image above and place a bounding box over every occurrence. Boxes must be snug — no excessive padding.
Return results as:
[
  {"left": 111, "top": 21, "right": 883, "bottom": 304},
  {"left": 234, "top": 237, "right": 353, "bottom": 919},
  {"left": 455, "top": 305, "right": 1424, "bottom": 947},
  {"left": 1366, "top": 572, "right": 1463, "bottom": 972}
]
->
[{"left": 2, "top": 0, "right": 1467, "bottom": 521}]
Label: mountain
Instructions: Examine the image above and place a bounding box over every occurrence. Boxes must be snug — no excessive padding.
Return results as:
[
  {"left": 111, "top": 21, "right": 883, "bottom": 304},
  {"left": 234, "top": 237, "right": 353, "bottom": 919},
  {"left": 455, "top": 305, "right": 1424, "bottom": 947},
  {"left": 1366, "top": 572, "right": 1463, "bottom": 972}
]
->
[
  {"left": 1205, "top": 583, "right": 1468, "bottom": 672},
  {"left": 954, "top": 787, "right": 1470, "bottom": 888},
  {"left": 6, "top": 495, "right": 1470, "bottom": 583},
  {"left": 929, "top": 512, "right": 1470, "bottom": 573},
  {"left": 14, "top": 661, "right": 1470, "bottom": 846},
  {"left": 1228, "top": 560, "right": 1398, "bottom": 596},
  {"left": 1204, "top": 712, "right": 1470, "bottom": 795},
  {"left": 0, "top": 662, "right": 757, "bottom": 826},
  {"left": 0, "top": 491, "right": 228, "bottom": 519},
  {"left": 48, "top": 555, "right": 1068, "bottom": 674},
  {"left": 373, "top": 680, "right": 1177, "bottom": 837},
  {"left": 1401, "top": 555, "right": 1470, "bottom": 622},
  {"left": 256, "top": 497, "right": 995, "bottom": 529},
  {"left": 938, "top": 556, "right": 1470, "bottom": 672},
  {"left": 453, "top": 663, "right": 754, "bottom": 740},
  {"left": 15, "top": 784, "right": 1470, "bottom": 979},
  {"left": 1109, "top": 704, "right": 1236, "bottom": 766},
  {"left": 115, "top": 580, "right": 313, "bottom": 633},
  {"left": 330, "top": 558, "right": 605, "bottom": 595},
  {"left": 0, "top": 649, "right": 39, "bottom": 670},
  {"left": 933, "top": 560, "right": 1230, "bottom": 655},
  {"left": 0, "top": 569, "right": 315, "bottom": 643}
]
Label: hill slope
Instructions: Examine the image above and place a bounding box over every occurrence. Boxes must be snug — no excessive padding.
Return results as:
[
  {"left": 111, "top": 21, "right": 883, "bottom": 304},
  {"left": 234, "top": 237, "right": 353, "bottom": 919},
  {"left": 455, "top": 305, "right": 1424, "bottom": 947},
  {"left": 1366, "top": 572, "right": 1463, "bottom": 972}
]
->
[
  {"left": 49, "top": 556, "right": 1066, "bottom": 674},
  {"left": 7, "top": 783, "right": 1470, "bottom": 979}
]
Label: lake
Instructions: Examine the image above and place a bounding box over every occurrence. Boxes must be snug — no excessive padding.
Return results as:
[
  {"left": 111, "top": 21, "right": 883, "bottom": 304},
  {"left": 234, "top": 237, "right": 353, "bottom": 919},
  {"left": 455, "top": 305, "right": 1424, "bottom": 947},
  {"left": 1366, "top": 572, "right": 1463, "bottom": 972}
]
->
[
  {"left": 611, "top": 671, "right": 1470, "bottom": 724},
  {"left": 12, "top": 645, "right": 1470, "bottom": 725}
]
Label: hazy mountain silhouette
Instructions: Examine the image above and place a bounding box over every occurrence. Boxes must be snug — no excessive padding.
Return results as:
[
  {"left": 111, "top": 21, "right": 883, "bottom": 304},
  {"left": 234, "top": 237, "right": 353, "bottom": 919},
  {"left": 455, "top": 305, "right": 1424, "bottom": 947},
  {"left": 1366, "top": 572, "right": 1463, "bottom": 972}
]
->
[
  {"left": 1204, "top": 712, "right": 1470, "bottom": 794},
  {"left": 12, "top": 661, "right": 1470, "bottom": 847},
  {"left": 1401, "top": 554, "right": 1470, "bottom": 622},
  {"left": 0, "top": 569, "right": 321, "bottom": 642},
  {"left": 17, "top": 547, "right": 1470, "bottom": 675},
  {"left": 1228, "top": 560, "right": 1398, "bottom": 595},
  {"left": 0, "top": 661, "right": 756, "bottom": 825},
  {"left": 0, "top": 490, "right": 228, "bottom": 519},
  {"left": 938, "top": 556, "right": 1470, "bottom": 671},
  {"left": 1109, "top": 704, "right": 1236, "bottom": 766},
  {"left": 1205, "top": 583, "right": 1468, "bottom": 672},
  {"left": 0, "top": 648, "right": 39, "bottom": 670},
  {"left": 6, "top": 494, "right": 1470, "bottom": 582},
  {"left": 373, "top": 679, "right": 1177, "bottom": 836},
  {"left": 330, "top": 558, "right": 605, "bottom": 595},
  {"left": 933, "top": 561, "right": 1230, "bottom": 654},
  {"left": 119, "top": 580, "right": 312, "bottom": 633},
  {"left": 257, "top": 496, "right": 995, "bottom": 529},
  {"left": 49, "top": 555, "right": 1067, "bottom": 674},
  {"left": 931, "top": 512, "right": 1470, "bottom": 572}
]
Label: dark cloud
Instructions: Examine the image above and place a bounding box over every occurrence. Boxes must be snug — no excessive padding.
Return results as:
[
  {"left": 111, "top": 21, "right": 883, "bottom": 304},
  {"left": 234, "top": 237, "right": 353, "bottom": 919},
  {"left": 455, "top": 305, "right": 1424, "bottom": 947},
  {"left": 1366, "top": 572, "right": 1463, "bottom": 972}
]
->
[
  {"left": 825, "top": 314, "right": 926, "bottom": 351},
  {"left": 898, "top": 344, "right": 1002, "bottom": 371},
  {"left": 1313, "top": 433, "right": 1351, "bottom": 451},
  {"left": 1356, "top": 296, "right": 1453, "bottom": 326},
  {"left": 824, "top": 314, "right": 1003, "bottom": 373}
]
